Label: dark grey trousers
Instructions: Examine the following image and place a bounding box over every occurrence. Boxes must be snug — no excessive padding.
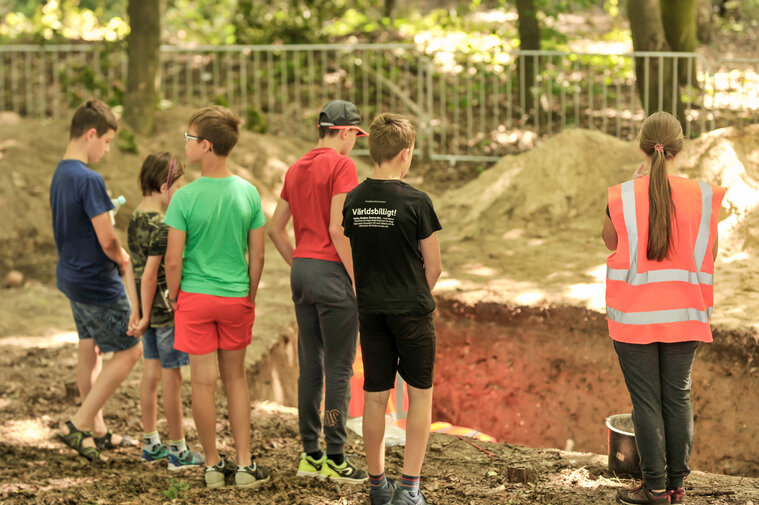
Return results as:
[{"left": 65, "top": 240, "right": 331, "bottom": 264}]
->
[
  {"left": 291, "top": 258, "right": 358, "bottom": 455},
  {"left": 614, "top": 340, "right": 699, "bottom": 490}
]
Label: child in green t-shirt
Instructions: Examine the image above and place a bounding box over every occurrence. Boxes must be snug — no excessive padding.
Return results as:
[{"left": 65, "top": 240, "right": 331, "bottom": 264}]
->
[{"left": 164, "top": 106, "right": 270, "bottom": 489}]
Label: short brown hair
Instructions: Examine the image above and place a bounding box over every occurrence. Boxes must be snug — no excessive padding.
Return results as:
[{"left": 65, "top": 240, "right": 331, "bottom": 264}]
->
[
  {"left": 138, "top": 152, "right": 185, "bottom": 196},
  {"left": 70, "top": 99, "right": 118, "bottom": 139},
  {"left": 188, "top": 106, "right": 240, "bottom": 156},
  {"left": 368, "top": 113, "right": 416, "bottom": 165}
]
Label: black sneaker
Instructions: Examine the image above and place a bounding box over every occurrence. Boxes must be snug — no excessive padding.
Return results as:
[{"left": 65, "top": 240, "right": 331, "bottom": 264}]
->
[
  {"left": 370, "top": 478, "right": 398, "bottom": 505},
  {"left": 235, "top": 460, "right": 271, "bottom": 489},
  {"left": 616, "top": 484, "right": 669, "bottom": 505},
  {"left": 392, "top": 488, "right": 429, "bottom": 505},
  {"left": 204, "top": 457, "right": 235, "bottom": 488}
]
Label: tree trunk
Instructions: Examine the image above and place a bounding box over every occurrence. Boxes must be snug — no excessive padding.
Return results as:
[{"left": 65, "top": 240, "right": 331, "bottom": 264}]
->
[
  {"left": 661, "top": 0, "right": 699, "bottom": 88},
  {"left": 515, "top": 0, "right": 540, "bottom": 117},
  {"left": 696, "top": 0, "right": 712, "bottom": 43},
  {"left": 628, "top": 0, "right": 685, "bottom": 128},
  {"left": 124, "top": 0, "right": 160, "bottom": 135},
  {"left": 383, "top": 0, "right": 396, "bottom": 18}
]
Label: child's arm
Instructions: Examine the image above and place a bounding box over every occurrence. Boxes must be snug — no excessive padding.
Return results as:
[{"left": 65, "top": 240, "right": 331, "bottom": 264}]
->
[
  {"left": 135, "top": 255, "right": 162, "bottom": 334},
  {"left": 91, "top": 212, "right": 130, "bottom": 275},
  {"left": 329, "top": 193, "right": 354, "bottom": 285},
  {"left": 123, "top": 262, "right": 143, "bottom": 337},
  {"left": 267, "top": 198, "right": 294, "bottom": 266},
  {"left": 165, "top": 228, "right": 186, "bottom": 310},
  {"left": 248, "top": 227, "right": 266, "bottom": 303},
  {"left": 420, "top": 232, "right": 442, "bottom": 291}
]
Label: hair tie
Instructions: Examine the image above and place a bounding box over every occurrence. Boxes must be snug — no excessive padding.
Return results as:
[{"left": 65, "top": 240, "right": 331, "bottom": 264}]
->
[
  {"left": 654, "top": 143, "right": 664, "bottom": 153},
  {"left": 166, "top": 157, "right": 176, "bottom": 187}
]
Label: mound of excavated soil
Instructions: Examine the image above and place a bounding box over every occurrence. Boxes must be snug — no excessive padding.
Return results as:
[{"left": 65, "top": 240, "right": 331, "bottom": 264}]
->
[{"left": 437, "top": 126, "right": 759, "bottom": 332}]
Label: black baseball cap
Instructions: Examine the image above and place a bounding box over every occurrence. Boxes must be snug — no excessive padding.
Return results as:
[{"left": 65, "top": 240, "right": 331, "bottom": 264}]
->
[{"left": 317, "top": 100, "right": 368, "bottom": 136}]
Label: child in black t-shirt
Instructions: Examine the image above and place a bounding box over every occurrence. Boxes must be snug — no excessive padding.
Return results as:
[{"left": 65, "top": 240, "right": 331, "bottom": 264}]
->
[{"left": 342, "top": 113, "right": 442, "bottom": 505}]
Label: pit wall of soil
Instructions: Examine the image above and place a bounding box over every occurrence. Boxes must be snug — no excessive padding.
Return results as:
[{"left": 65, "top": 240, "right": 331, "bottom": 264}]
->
[{"left": 431, "top": 298, "right": 759, "bottom": 477}]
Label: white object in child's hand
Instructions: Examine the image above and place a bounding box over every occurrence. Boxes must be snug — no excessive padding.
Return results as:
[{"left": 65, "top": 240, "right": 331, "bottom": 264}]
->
[{"left": 109, "top": 195, "right": 126, "bottom": 225}]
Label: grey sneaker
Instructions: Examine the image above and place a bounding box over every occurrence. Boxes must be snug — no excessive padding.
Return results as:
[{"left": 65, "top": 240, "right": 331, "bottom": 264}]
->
[
  {"left": 204, "top": 457, "right": 235, "bottom": 488},
  {"left": 235, "top": 460, "right": 271, "bottom": 489},
  {"left": 370, "top": 478, "right": 398, "bottom": 505},
  {"left": 392, "top": 488, "right": 429, "bottom": 505}
]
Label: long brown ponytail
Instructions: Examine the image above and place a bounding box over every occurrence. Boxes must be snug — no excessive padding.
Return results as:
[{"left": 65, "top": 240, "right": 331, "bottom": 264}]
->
[{"left": 638, "top": 111, "right": 683, "bottom": 261}]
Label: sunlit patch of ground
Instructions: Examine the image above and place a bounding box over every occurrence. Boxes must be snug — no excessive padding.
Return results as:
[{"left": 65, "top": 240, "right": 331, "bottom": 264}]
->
[
  {"left": 0, "top": 331, "right": 77, "bottom": 349},
  {"left": 0, "top": 416, "right": 57, "bottom": 448}
]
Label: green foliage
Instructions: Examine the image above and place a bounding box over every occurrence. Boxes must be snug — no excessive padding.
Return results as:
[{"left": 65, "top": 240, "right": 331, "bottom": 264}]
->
[
  {"left": 234, "top": 0, "right": 379, "bottom": 44},
  {"left": 0, "top": 0, "right": 128, "bottom": 43},
  {"left": 58, "top": 43, "right": 124, "bottom": 108},
  {"left": 245, "top": 107, "right": 269, "bottom": 134},
  {"left": 116, "top": 127, "right": 138, "bottom": 154},
  {"left": 162, "top": 478, "right": 190, "bottom": 501}
]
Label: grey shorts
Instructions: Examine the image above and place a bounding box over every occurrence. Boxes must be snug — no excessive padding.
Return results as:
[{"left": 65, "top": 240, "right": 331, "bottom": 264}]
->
[
  {"left": 142, "top": 326, "right": 189, "bottom": 369},
  {"left": 69, "top": 294, "right": 141, "bottom": 353}
]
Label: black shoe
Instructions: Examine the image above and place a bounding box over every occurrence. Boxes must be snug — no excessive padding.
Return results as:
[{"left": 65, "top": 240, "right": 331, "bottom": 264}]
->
[
  {"left": 616, "top": 484, "right": 669, "bottom": 505},
  {"left": 370, "top": 478, "right": 398, "bottom": 505},
  {"left": 392, "top": 488, "right": 429, "bottom": 505}
]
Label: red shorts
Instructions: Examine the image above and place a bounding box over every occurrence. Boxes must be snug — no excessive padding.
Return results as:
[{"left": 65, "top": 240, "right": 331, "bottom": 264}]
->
[{"left": 173, "top": 291, "right": 255, "bottom": 355}]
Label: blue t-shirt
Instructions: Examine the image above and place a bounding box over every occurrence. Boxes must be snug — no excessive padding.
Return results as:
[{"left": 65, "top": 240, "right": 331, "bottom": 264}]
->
[{"left": 50, "top": 159, "right": 124, "bottom": 304}]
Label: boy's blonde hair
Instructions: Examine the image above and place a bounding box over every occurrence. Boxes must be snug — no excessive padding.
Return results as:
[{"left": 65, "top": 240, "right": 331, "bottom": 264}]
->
[
  {"left": 138, "top": 152, "right": 185, "bottom": 196},
  {"left": 70, "top": 99, "right": 118, "bottom": 139},
  {"left": 188, "top": 106, "right": 241, "bottom": 157},
  {"left": 368, "top": 113, "right": 416, "bottom": 165}
]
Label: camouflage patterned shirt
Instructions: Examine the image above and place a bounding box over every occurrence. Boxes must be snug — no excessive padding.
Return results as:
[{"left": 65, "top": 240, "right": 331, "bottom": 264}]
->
[{"left": 127, "top": 209, "right": 172, "bottom": 327}]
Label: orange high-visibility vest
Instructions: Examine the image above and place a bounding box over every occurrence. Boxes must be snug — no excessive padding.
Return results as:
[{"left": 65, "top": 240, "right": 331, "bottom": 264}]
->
[{"left": 606, "top": 175, "right": 725, "bottom": 344}]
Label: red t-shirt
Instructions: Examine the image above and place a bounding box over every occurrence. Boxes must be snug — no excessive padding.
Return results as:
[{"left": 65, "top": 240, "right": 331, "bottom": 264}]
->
[{"left": 281, "top": 147, "right": 359, "bottom": 262}]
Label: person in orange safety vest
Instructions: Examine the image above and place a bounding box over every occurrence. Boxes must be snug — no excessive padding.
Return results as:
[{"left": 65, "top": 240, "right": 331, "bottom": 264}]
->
[{"left": 602, "top": 111, "right": 725, "bottom": 505}]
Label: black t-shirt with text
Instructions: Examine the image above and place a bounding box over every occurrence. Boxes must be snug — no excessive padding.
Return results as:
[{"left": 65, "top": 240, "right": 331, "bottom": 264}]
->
[{"left": 343, "top": 178, "right": 442, "bottom": 315}]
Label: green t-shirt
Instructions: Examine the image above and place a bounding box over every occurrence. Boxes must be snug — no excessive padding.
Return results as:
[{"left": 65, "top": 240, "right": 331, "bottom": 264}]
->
[{"left": 164, "top": 176, "right": 266, "bottom": 297}]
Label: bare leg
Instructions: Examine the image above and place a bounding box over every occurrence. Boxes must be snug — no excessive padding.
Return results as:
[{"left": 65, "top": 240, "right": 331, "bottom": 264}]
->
[
  {"left": 219, "top": 348, "right": 251, "bottom": 466},
  {"left": 76, "top": 340, "right": 106, "bottom": 434},
  {"left": 140, "top": 359, "right": 162, "bottom": 435},
  {"left": 363, "top": 390, "right": 391, "bottom": 475},
  {"left": 162, "top": 367, "right": 185, "bottom": 442},
  {"left": 65, "top": 343, "right": 142, "bottom": 448},
  {"left": 402, "top": 385, "right": 433, "bottom": 476},
  {"left": 189, "top": 352, "right": 219, "bottom": 466}
]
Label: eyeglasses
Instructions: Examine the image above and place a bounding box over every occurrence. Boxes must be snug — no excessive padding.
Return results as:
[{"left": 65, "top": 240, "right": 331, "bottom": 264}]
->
[{"left": 184, "top": 132, "right": 204, "bottom": 143}]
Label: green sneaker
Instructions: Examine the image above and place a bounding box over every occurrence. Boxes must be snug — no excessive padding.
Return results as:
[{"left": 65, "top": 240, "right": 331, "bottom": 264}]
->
[
  {"left": 319, "top": 457, "right": 368, "bottom": 484},
  {"left": 296, "top": 452, "right": 325, "bottom": 478},
  {"left": 168, "top": 449, "right": 204, "bottom": 471},
  {"left": 142, "top": 443, "right": 169, "bottom": 463}
]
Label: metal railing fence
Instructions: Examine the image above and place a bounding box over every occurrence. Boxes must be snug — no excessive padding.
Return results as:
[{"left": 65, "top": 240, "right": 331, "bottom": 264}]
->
[{"left": 1, "top": 43, "right": 757, "bottom": 163}]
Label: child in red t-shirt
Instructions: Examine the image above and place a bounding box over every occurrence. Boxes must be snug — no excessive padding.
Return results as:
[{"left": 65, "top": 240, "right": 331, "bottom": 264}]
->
[{"left": 268, "top": 100, "right": 369, "bottom": 484}]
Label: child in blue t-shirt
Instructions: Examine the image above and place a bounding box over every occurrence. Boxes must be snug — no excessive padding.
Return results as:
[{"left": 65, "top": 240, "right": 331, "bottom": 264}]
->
[{"left": 52, "top": 99, "right": 142, "bottom": 462}]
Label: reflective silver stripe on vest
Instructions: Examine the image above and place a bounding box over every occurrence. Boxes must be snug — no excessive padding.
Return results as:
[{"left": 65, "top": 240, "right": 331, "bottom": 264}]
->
[
  {"left": 607, "top": 180, "right": 714, "bottom": 325},
  {"left": 607, "top": 307, "right": 713, "bottom": 325},
  {"left": 607, "top": 267, "right": 713, "bottom": 286},
  {"left": 694, "top": 182, "right": 713, "bottom": 273}
]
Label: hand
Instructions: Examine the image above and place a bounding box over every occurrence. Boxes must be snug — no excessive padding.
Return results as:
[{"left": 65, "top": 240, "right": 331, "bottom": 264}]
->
[
  {"left": 632, "top": 162, "right": 647, "bottom": 179},
  {"left": 127, "top": 314, "right": 148, "bottom": 338},
  {"left": 170, "top": 300, "right": 178, "bottom": 312}
]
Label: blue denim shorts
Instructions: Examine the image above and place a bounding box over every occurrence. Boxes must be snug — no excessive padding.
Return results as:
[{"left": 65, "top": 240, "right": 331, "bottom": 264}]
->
[
  {"left": 69, "top": 294, "right": 141, "bottom": 353},
  {"left": 142, "top": 326, "right": 189, "bottom": 369}
]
